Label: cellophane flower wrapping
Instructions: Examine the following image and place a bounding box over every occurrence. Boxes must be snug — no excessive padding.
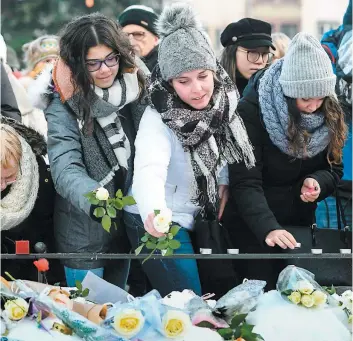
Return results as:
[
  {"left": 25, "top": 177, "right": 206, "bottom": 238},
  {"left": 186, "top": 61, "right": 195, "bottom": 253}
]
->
[
  {"left": 212, "top": 279, "right": 266, "bottom": 323},
  {"left": 8, "top": 279, "right": 127, "bottom": 341},
  {"left": 276, "top": 265, "right": 337, "bottom": 307}
]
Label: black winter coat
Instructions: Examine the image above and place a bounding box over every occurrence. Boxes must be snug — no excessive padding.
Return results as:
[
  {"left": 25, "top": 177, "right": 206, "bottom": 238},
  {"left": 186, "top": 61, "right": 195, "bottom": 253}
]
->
[
  {"left": 223, "top": 72, "right": 343, "bottom": 247},
  {"left": 1, "top": 117, "right": 61, "bottom": 282}
]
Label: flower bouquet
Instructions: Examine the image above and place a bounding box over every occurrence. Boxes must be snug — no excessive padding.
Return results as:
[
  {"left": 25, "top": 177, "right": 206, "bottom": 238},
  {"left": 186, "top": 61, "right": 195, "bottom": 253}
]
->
[
  {"left": 102, "top": 290, "right": 192, "bottom": 340},
  {"left": 277, "top": 265, "right": 332, "bottom": 308}
]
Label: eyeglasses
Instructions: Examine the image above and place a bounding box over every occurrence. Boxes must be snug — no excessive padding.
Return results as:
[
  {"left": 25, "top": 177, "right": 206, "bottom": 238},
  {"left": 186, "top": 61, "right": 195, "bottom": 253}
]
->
[
  {"left": 237, "top": 47, "right": 274, "bottom": 64},
  {"left": 125, "top": 31, "right": 146, "bottom": 41},
  {"left": 85, "top": 53, "right": 120, "bottom": 72}
]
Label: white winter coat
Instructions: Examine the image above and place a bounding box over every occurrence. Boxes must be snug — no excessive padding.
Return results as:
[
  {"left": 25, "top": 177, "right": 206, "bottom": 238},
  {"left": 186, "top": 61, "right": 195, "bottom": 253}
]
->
[{"left": 127, "top": 106, "right": 228, "bottom": 229}]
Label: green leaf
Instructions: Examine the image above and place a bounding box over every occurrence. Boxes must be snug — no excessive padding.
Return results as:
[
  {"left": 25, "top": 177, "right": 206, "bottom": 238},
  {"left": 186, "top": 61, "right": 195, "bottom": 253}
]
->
[
  {"left": 141, "top": 235, "right": 149, "bottom": 243},
  {"left": 107, "top": 206, "right": 117, "bottom": 218},
  {"left": 88, "top": 197, "right": 100, "bottom": 205},
  {"left": 135, "top": 244, "right": 144, "bottom": 256},
  {"left": 154, "top": 210, "right": 161, "bottom": 216},
  {"left": 195, "top": 321, "right": 215, "bottom": 328},
  {"left": 170, "top": 225, "right": 181, "bottom": 237},
  {"left": 323, "top": 285, "right": 336, "bottom": 295},
  {"left": 84, "top": 192, "right": 95, "bottom": 199},
  {"left": 241, "top": 322, "right": 255, "bottom": 333},
  {"left": 282, "top": 289, "right": 293, "bottom": 296},
  {"left": 230, "top": 313, "right": 248, "bottom": 329},
  {"left": 168, "top": 233, "right": 174, "bottom": 240},
  {"left": 164, "top": 247, "right": 173, "bottom": 256},
  {"left": 99, "top": 200, "right": 106, "bottom": 206},
  {"left": 113, "top": 199, "right": 123, "bottom": 210},
  {"left": 102, "top": 215, "right": 111, "bottom": 232},
  {"left": 75, "top": 280, "right": 83, "bottom": 291},
  {"left": 156, "top": 240, "right": 169, "bottom": 250},
  {"left": 116, "top": 189, "right": 123, "bottom": 199},
  {"left": 122, "top": 196, "right": 136, "bottom": 206},
  {"left": 146, "top": 241, "right": 157, "bottom": 250},
  {"left": 217, "top": 328, "right": 234, "bottom": 339},
  {"left": 158, "top": 235, "right": 167, "bottom": 241},
  {"left": 169, "top": 239, "right": 181, "bottom": 250},
  {"left": 93, "top": 207, "right": 106, "bottom": 218},
  {"left": 82, "top": 288, "right": 90, "bottom": 297}
]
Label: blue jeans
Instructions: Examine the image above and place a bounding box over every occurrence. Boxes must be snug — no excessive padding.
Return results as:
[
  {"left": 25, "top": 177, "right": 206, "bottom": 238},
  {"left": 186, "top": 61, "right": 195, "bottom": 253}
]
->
[
  {"left": 123, "top": 211, "right": 202, "bottom": 296},
  {"left": 64, "top": 267, "right": 104, "bottom": 287}
]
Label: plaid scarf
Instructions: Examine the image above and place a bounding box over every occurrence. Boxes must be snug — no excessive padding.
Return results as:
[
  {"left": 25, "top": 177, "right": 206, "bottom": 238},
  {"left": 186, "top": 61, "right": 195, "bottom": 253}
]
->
[
  {"left": 94, "top": 72, "right": 140, "bottom": 182},
  {"left": 147, "top": 62, "right": 255, "bottom": 208}
]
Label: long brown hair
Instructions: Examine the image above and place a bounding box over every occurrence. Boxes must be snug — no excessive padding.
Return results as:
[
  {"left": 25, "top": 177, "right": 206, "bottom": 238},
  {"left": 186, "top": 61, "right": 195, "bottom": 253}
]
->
[
  {"left": 220, "top": 45, "right": 238, "bottom": 84},
  {"left": 286, "top": 95, "right": 347, "bottom": 164}
]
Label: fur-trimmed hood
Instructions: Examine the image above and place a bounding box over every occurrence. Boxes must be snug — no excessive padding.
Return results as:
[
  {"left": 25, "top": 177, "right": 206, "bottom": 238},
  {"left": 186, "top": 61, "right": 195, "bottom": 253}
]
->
[{"left": 1, "top": 116, "right": 47, "bottom": 156}]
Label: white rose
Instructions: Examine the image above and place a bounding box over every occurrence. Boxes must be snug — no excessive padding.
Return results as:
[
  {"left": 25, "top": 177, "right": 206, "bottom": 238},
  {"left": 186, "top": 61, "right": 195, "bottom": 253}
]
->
[
  {"left": 95, "top": 187, "right": 109, "bottom": 201},
  {"left": 341, "top": 290, "right": 353, "bottom": 312},
  {"left": 162, "top": 310, "right": 191, "bottom": 339},
  {"left": 113, "top": 308, "right": 145, "bottom": 338},
  {"left": 312, "top": 290, "right": 327, "bottom": 306},
  {"left": 296, "top": 280, "right": 314, "bottom": 295},
  {"left": 301, "top": 294, "right": 315, "bottom": 308},
  {"left": 4, "top": 298, "right": 29, "bottom": 321},
  {"left": 153, "top": 209, "right": 172, "bottom": 233}
]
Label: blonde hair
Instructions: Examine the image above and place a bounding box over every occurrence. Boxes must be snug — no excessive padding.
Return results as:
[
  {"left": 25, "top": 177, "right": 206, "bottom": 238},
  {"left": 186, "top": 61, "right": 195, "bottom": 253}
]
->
[
  {"left": 1, "top": 124, "right": 22, "bottom": 169},
  {"left": 271, "top": 32, "right": 291, "bottom": 61}
]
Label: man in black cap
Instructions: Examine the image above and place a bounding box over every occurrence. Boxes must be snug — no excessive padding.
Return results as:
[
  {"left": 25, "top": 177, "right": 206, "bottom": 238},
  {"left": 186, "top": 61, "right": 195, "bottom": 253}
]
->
[
  {"left": 220, "top": 18, "right": 276, "bottom": 96},
  {"left": 119, "top": 5, "right": 159, "bottom": 71}
]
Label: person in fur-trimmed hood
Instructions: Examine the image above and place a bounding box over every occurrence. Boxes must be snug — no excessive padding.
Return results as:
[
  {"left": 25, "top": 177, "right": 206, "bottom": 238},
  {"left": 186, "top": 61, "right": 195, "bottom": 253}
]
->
[
  {"left": 124, "top": 3, "right": 255, "bottom": 296},
  {"left": 0, "top": 115, "right": 60, "bottom": 282},
  {"left": 222, "top": 32, "right": 347, "bottom": 288},
  {"left": 40, "top": 13, "right": 147, "bottom": 288}
]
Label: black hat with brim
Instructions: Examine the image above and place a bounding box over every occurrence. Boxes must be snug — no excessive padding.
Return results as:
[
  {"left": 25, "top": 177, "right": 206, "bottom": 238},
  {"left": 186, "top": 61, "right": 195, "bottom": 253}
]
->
[{"left": 221, "top": 18, "right": 276, "bottom": 50}]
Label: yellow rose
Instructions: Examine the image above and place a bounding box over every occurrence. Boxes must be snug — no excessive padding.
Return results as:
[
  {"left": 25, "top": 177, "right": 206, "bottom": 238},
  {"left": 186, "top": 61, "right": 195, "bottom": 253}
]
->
[
  {"left": 301, "top": 294, "right": 315, "bottom": 308},
  {"left": 95, "top": 187, "right": 109, "bottom": 201},
  {"left": 312, "top": 290, "right": 327, "bottom": 306},
  {"left": 296, "top": 280, "right": 314, "bottom": 295},
  {"left": 4, "top": 298, "right": 29, "bottom": 321},
  {"left": 162, "top": 310, "right": 191, "bottom": 339},
  {"left": 113, "top": 309, "right": 144, "bottom": 338},
  {"left": 288, "top": 291, "right": 301, "bottom": 304}
]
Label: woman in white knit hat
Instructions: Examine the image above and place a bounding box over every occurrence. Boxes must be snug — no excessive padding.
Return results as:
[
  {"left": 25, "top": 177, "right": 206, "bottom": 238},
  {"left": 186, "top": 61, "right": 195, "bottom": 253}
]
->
[{"left": 222, "top": 32, "right": 347, "bottom": 287}]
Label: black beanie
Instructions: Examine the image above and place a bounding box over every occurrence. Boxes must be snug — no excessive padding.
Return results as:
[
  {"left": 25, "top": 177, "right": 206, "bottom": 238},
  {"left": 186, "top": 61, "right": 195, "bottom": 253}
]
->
[{"left": 118, "top": 5, "right": 159, "bottom": 37}]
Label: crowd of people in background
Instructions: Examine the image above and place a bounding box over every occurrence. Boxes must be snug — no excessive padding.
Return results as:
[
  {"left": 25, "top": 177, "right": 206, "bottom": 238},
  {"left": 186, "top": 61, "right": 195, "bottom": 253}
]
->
[{"left": 1, "top": 0, "right": 352, "bottom": 297}]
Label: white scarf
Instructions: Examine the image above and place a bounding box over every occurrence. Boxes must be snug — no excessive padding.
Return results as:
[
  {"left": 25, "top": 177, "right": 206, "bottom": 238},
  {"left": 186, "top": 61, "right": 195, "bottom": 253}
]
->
[{"left": 1, "top": 137, "right": 39, "bottom": 231}]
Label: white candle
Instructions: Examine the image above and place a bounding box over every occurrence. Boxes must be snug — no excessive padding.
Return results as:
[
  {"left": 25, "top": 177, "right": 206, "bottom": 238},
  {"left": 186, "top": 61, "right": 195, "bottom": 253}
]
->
[
  {"left": 295, "top": 243, "right": 301, "bottom": 248},
  {"left": 227, "top": 249, "right": 239, "bottom": 254},
  {"left": 340, "top": 249, "right": 352, "bottom": 254},
  {"left": 200, "top": 248, "right": 212, "bottom": 254},
  {"left": 311, "top": 249, "right": 322, "bottom": 254}
]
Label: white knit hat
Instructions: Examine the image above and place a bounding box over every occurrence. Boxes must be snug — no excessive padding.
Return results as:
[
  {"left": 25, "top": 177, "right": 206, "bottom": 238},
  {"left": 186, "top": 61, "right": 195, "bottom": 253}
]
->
[{"left": 279, "top": 32, "right": 336, "bottom": 98}]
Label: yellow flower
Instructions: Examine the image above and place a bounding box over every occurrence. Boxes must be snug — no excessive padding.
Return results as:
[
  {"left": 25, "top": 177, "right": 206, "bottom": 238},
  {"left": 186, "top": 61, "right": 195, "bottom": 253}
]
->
[
  {"left": 153, "top": 209, "right": 172, "bottom": 233},
  {"left": 113, "top": 309, "right": 144, "bottom": 338},
  {"left": 288, "top": 291, "right": 301, "bottom": 304},
  {"left": 296, "top": 280, "right": 314, "bottom": 295},
  {"left": 162, "top": 310, "right": 191, "bottom": 339},
  {"left": 312, "top": 290, "right": 327, "bottom": 306},
  {"left": 95, "top": 187, "right": 109, "bottom": 201},
  {"left": 301, "top": 294, "right": 315, "bottom": 308},
  {"left": 4, "top": 298, "right": 29, "bottom": 321}
]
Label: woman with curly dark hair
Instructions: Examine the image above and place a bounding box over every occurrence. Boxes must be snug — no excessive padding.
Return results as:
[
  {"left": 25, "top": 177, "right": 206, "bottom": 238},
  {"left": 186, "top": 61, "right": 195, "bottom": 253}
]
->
[
  {"left": 222, "top": 32, "right": 347, "bottom": 287},
  {"left": 40, "top": 13, "right": 147, "bottom": 287}
]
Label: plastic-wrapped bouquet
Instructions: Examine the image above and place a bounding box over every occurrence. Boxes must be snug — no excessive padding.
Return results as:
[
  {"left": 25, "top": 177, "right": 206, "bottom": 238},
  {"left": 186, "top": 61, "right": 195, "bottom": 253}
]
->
[
  {"left": 277, "top": 265, "right": 331, "bottom": 308},
  {"left": 103, "top": 290, "right": 192, "bottom": 340}
]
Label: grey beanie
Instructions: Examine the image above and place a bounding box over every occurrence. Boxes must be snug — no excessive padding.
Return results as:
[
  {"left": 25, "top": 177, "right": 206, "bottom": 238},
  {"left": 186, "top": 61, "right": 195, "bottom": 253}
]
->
[
  {"left": 156, "top": 3, "right": 217, "bottom": 81},
  {"left": 279, "top": 32, "right": 336, "bottom": 98}
]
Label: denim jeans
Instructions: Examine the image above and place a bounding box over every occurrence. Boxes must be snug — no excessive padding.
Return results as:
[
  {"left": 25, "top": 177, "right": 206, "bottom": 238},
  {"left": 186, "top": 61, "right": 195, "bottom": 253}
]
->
[
  {"left": 64, "top": 267, "right": 104, "bottom": 287},
  {"left": 123, "top": 211, "right": 202, "bottom": 297}
]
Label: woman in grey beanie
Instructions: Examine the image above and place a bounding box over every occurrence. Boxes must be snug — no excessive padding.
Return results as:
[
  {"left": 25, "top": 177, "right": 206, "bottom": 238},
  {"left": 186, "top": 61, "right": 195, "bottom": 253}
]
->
[
  {"left": 124, "top": 3, "right": 255, "bottom": 296},
  {"left": 222, "top": 32, "right": 347, "bottom": 287}
]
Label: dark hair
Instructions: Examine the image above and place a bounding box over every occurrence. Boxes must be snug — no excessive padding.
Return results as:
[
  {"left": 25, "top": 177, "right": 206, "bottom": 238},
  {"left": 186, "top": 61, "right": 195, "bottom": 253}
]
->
[
  {"left": 59, "top": 12, "right": 145, "bottom": 133},
  {"left": 220, "top": 45, "right": 238, "bottom": 84},
  {"left": 286, "top": 96, "right": 347, "bottom": 164}
]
